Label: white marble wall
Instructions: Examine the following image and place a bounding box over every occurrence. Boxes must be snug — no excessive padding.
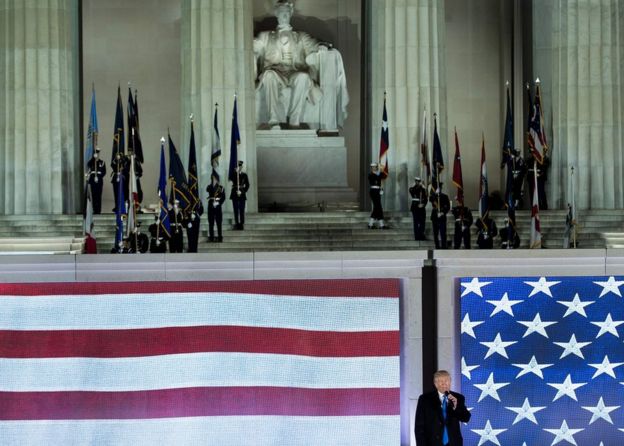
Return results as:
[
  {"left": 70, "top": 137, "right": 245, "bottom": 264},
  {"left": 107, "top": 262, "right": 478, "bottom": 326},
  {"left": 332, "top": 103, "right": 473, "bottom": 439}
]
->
[{"left": 0, "top": 0, "right": 80, "bottom": 214}]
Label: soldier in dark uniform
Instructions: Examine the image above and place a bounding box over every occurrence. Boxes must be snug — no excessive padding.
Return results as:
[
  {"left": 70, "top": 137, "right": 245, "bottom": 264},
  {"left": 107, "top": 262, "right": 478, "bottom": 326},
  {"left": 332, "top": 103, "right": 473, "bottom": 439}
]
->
[
  {"left": 111, "top": 151, "right": 129, "bottom": 212},
  {"left": 499, "top": 218, "right": 520, "bottom": 249},
  {"left": 86, "top": 148, "right": 106, "bottom": 214},
  {"left": 368, "top": 163, "right": 386, "bottom": 229},
  {"left": 148, "top": 216, "right": 169, "bottom": 253},
  {"left": 230, "top": 160, "right": 250, "bottom": 230},
  {"left": 185, "top": 196, "right": 204, "bottom": 253},
  {"left": 526, "top": 154, "right": 550, "bottom": 210},
  {"left": 510, "top": 150, "right": 526, "bottom": 208},
  {"left": 409, "top": 177, "right": 428, "bottom": 240},
  {"left": 475, "top": 215, "right": 498, "bottom": 249},
  {"left": 429, "top": 184, "right": 450, "bottom": 249},
  {"left": 451, "top": 200, "right": 473, "bottom": 249},
  {"left": 206, "top": 173, "right": 226, "bottom": 243},
  {"left": 168, "top": 200, "right": 184, "bottom": 253},
  {"left": 127, "top": 222, "right": 149, "bottom": 253}
]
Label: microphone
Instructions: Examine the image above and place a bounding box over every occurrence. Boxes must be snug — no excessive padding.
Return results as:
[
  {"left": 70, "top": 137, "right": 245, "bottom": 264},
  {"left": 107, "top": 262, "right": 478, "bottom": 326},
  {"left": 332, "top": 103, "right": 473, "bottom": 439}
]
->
[{"left": 444, "top": 391, "right": 449, "bottom": 397}]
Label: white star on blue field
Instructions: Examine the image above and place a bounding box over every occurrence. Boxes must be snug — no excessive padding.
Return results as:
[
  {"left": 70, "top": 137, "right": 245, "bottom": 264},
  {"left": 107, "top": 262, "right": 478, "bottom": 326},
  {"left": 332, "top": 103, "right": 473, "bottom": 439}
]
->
[{"left": 461, "top": 276, "right": 624, "bottom": 445}]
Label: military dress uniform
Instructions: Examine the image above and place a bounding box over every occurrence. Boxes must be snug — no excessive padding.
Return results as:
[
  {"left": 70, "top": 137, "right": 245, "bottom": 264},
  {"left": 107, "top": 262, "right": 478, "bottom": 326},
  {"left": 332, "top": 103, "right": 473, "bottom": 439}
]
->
[
  {"left": 451, "top": 204, "right": 473, "bottom": 249},
  {"left": 368, "top": 164, "right": 386, "bottom": 229},
  {"left": 230, "top": 162, "right": 250, "bottom": 230},
  {"left": 128, "top": 224, "right": 149, "bottom": 253},
  {"left": 409, "top": 178, "right": 428, "bottom": 240},
  {"left": 148, "top": 219, "right": 169, "bottom": 253},
  {"left": 184, "top": 202, "right": 204, "bottom": 253},
  {"left": 430, "top": 189, "right": 450, "bottom": 249},
  {"left": 500, "top": 219, "right": 520, "bottom": 249},
  {"left": 86, "top": 150, "right": 106, "bottom": 214},
  {"left": 475, "top": 216, "right": 498, "bottom": 249},
  {"left": 510, "top": 153, "right": 526, "bottom": 208},
  {"left": 110, "top": 152, "right": 129, "bottom": 213},
  {"left": 168, "top": 204, "right": 184, "bottom": 253},
  {"left": 206, "top": 180, "right": 226, "bottom": 242}
]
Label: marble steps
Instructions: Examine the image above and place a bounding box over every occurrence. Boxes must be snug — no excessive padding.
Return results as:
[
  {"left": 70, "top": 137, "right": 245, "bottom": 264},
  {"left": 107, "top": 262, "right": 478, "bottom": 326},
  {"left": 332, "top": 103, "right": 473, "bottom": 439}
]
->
[{"left": 0, "top": 237, "right": 83, "bottom": 254}]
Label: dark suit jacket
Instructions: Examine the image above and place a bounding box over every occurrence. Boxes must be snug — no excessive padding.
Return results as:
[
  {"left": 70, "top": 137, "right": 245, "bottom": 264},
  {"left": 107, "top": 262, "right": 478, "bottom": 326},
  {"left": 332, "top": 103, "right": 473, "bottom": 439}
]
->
[{"left": 415, "top": 390, "right": 471, "bottom": 446}]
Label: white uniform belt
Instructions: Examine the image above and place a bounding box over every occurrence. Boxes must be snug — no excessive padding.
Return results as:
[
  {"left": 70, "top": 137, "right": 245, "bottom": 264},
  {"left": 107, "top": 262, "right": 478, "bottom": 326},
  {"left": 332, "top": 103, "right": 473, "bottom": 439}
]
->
[
  {"left": 411, "top": 198, "right": 420, "bottom": 201},
  {"left": 370, "top": 186, "right": 381, "bottom": 189}
]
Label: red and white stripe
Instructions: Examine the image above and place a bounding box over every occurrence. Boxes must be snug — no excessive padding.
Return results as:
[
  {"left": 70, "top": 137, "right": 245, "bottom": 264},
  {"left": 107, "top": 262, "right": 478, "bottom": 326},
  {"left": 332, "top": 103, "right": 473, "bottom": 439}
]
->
[
  {"left": 530, "top": 172, "right": 542, "bottom": 248},
  {"left": 0, "top": 280, "right": 400, "bottom": 445}
]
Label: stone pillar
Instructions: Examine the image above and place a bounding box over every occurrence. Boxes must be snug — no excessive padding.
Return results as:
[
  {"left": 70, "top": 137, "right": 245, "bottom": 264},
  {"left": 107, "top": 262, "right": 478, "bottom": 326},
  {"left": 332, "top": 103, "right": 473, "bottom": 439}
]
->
[
  {"left": 181, "top": 0, "right": 257, "bottom": 212},
  {"left": 368, "top": 0, "right": 447, "bottom": 212},
  {"left": 0, "top": 0, "right": 80, "bottom": 214},
  {"left": 533, "top": 0, "right": 624, "bottom": 209}
]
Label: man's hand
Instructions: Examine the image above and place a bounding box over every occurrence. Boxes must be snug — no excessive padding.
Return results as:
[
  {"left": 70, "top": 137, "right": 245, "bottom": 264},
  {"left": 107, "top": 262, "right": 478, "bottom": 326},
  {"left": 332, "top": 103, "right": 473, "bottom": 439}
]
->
[{"left": 447, "top": 393, "right": 458, "bottom": 409}]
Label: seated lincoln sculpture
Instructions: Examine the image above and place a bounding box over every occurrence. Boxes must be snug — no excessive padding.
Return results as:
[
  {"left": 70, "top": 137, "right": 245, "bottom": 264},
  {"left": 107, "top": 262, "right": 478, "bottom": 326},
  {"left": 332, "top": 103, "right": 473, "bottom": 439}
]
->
[{"left": 253, "top": 0, "right": 349, "bottom": 131}]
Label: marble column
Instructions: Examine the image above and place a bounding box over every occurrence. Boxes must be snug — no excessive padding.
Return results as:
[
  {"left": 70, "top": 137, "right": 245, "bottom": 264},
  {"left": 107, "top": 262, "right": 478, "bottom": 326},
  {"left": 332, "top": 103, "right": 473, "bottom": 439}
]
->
[
  {"left": 368, "top": 0, "right": 447, "bottom": 212},
  {"left": 0, "top": 0, "right": 80, "bottom": 214},
  {"left": 533, "top": 0, "right": 624, "bottom": 209},
  {"left": 181, "top": 0, "right": 257, "bottom": 212}
]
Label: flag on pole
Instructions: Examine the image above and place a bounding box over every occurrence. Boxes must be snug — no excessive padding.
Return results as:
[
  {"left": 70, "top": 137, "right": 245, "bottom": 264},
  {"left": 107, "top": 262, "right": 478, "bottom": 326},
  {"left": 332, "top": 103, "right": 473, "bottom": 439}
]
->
[
  {"left": 432, "top": 114, "right": 444, "bottom": 191},
  {"left": 501, "top": 85, "right": 514, "bottom": 168},
  {"left": 228, "top": 96, "right": 241, "bottom": 183},
  {"left": 168, "top": 133, "right": 191, "bottom": 212},
  {"left": 211, "top": 104, "right": 221, "bottom": 181},
  {"left": 530, "top": 170, "right": 542, "bottom": 248},
  {"left": 420, "top": 109, "right": 430, "bottom": 191},
  {"left": 114, "top": 174, "right": 126, "bottom": 252},
  {"left": 126, "top": 152, "right": 138, "bottom": 239},
  {"left": 451, "top": 129, "right": 464, "bottom": 204},
  {"left": 478, "top": 136, "right": 489, "bottom": 219},
  {"left": 187, "top": 118, "right": 202, "bottom": 215},
  {"left": 111, "top": 86, "right": 124, "bottom": 164},
  {"left": 378, "top": 95, "right": 389, "bottom": 179},
  {"left": 158, "top": 139, "right": 171, "bottom": 238},
  {"left": 83, "top": 184, "right": 94, "bottom": 236},
  {"left": 527, "top": 81, "right": 548, "bottom": 164},
  {"left": 133, "top": 89, "right": 144, "bottom": 163},
  {"left": 85, "top": 86, "right": 98, "bottom": 173}
]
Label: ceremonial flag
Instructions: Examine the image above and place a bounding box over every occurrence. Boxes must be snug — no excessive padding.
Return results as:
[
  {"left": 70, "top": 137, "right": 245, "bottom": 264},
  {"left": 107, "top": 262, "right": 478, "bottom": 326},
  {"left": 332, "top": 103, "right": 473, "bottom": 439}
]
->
[
  {"left": 127, "top": 88, "right": 144, "bottom": 164},
  {"left": 461, "top": 275, "right": 624, "bottom": 445},
  {"left": 452, "top": 129, "right": 464, "bottom": 204},
  {"left": 378, "top": 96, "right": 389, "bottom": 179},
  {"left": 83, "top": 183, "right": 94, "bottom": 236},
  {"left": 505, "top": 159, "right": 516, "bottom": 247},
  {"left": 187, "top": 119, "right": 202, "bottom": 214},
  {"left": 478, "top": 136, "right": 489, "bottom": 219},
  {"left": 228, "top": 96, "right": 240, "bottom": 183},
  {"left": 530, "top": 171, "right": 542, "bottom": 248},
  {"left": 420, "top": 109, "right": 431, "bottom": 190},
  {"left": 0, "top": 279, "right": 401, "bottom": 446},
  {"left": 84, "top": 85, "right": 98, "bottom": 173},
  {"left": 114, "top": 174, "right": 126, "bottom": 252},
  {"left": 157, "top": 140, "right": 171, "bottom": 238},
  {"left": 211, "top": 104, "right": 221, "bottom": 181},
  {"left": 501, "top": 85, "right": 514, "bottom": 168},
  {"left": 126, "top": 153, "right": 138, "bottom": 238},
  {"left": 168, "top": 133, "right": 191, "bottom": 212},
  {"left": 528, "top": 82, "right": 548, "bottom": 164},
  {"left": 133, "top": 89, "right": 144, "bottom": 163},
  {"left": 111, "top": 86, "right": 124, "bottom": 164},
  {"left": 432, "top": 115, "right": 444, "bottom": 191}
]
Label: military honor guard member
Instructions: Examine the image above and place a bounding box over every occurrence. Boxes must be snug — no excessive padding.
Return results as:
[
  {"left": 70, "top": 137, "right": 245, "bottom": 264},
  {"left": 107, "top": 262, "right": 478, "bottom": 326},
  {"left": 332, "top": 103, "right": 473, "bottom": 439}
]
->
[
  {"left": 168, "top": 200, "right": 184, "bottom": 253},
  {"left": 148, "top": 216, "right": 169, "bottom": 253},
  {"left": 451, "top": 200, "right": 473, "bottom": 249},
  {"left": 230, "top": 160, "right": 250, "bottom": 230},
  {"left": 127, "top": 222, "right": 149, "bottom": 253},
  {"left": 510, "top": 149, "right": 526, "bottom": 208},
  {"left": 409, "top": 177, "right": 428, "bottom": 240},
  {"left": 185, "top": 199, "right": 204, "bottom": 253},
  {"left": 500, "top": 218, "right": 520, "bottom": 249},
  {"left": 368, "top": 162, "right": 387, "bottom": 229},
  {"left": 110, "top": 151, "right": 129, "bottom": 213},
  {"left": 206, "top": 173, "right": 226, "bottom": 243},
  {"left": 429, "top": 184, "right": 450, "bottom": 249},
  {"left": 475, "top": 215, "right": 498, "bottom": 249},
  {"left": 86, "top": 148, "right": 106, "bottom": 214}
]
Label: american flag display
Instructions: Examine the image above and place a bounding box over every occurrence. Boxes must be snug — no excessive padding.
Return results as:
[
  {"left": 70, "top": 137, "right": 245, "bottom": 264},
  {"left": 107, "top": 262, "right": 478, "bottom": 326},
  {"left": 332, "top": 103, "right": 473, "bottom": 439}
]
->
[
  {"left": 461, "top": 276, "right": 624, "bottom": 445},
  {"left": 0, "top": 279, "right": 399, "bottom": 445}
]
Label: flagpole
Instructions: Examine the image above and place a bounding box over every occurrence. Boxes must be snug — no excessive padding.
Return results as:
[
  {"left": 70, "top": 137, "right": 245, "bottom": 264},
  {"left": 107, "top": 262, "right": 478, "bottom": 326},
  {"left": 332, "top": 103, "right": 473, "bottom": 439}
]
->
[{"left": 571, "top": 166, "right": 577, "bottom": 248}]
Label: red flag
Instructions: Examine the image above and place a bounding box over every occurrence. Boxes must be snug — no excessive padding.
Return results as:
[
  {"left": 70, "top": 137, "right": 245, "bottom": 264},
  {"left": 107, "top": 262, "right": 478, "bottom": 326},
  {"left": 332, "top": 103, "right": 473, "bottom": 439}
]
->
[
  {"left": 530, "top": 170, "right": 542, "bottom": 248},
  {"left": 451, "top": 129, "right": 463, "bottom": 204},
  {"left": 378, "top": 96, "right": 389, "bottom": 179},
  {"left": 527, "top": 82, "right": 548, "bottom": 164}
]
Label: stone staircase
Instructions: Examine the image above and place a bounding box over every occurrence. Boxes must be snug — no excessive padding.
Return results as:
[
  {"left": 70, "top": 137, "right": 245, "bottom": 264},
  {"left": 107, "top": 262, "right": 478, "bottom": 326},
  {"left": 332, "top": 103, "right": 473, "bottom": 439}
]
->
[{"left": 0, "top": 209, "right": 619, "bottom": 253}]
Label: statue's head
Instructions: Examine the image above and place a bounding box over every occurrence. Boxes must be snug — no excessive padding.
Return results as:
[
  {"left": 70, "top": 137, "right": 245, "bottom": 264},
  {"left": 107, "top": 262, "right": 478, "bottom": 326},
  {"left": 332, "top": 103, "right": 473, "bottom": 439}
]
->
[{"left": 274, "top": 0, "right": 294, "bottom": 25}]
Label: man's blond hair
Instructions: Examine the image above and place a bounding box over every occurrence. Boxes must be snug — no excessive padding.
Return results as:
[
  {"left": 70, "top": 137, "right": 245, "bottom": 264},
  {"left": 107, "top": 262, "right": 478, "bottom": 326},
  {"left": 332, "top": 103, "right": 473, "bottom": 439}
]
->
[{"left": 433, "top": 370, "right": 451, "bottom": 380}]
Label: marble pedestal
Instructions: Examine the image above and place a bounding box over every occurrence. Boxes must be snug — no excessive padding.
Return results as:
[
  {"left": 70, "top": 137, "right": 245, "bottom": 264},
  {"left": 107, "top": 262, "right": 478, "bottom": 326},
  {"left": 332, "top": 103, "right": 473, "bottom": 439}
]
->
[{"left": 256, "top": 130, "right": 356, "bottom": 210}]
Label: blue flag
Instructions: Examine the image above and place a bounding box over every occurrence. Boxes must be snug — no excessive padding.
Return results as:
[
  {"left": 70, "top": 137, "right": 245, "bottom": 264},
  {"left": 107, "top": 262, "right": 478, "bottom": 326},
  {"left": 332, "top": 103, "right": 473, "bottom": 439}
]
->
[
  {"left": 111, "top": 86, "right": 124, "bottom": 164},
  {"left": 85, "top": 86, "right": 98, "bottom": 173},
  {"left": 168, "top": 133, "right": 191, "bottom": 212},
  {"left": 158, "top": 141, "right": 171, "bottom": 238},
  {"left": 228, "top": 97, "right": 240, "bottom": 183},
  {"left": 187, "top": 120, "right": 202, "bottom": 215}
]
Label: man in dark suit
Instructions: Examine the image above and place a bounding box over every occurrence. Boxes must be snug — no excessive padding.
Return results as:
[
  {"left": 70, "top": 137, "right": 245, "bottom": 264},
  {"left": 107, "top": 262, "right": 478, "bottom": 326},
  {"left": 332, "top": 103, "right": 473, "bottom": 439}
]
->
[{"left": 415, "top": 370, "right": 471, "bottom": 446}]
